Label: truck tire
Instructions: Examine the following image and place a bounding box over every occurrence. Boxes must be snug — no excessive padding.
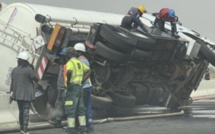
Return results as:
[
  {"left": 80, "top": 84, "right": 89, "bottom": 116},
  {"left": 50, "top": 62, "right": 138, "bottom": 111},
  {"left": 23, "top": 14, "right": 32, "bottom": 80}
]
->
[
  {"left": 99, "top": 24, "right": 137, "bottom": 53},
  {"left": 198, "top": 39, "right": 215, "bottom": 66},
  {"left": 95, "top": 41, "right": 128, "bottom": 62},
  {"left": 108, "top": 90, "right": 136, "bottom": 107},
  {"left": 91, "top": 94, "right": 113, "bottom": 110}
]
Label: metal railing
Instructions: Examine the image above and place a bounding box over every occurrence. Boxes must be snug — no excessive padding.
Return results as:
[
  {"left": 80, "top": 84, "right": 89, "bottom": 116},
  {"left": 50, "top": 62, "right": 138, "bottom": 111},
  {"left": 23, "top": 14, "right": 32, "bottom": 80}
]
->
[{"left": 0, "top": 19, "right": 40, "bottom": 57}]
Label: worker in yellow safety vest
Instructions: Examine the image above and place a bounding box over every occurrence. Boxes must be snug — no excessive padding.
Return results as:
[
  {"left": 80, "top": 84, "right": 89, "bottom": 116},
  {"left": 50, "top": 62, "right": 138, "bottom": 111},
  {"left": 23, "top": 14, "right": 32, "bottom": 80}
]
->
[{"left": 63, "top": 47, "right": 91, "bottom": 134}]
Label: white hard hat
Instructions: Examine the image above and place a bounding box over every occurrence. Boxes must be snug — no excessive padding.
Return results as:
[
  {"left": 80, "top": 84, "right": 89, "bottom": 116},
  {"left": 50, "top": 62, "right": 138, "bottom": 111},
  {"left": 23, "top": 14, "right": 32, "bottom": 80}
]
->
[
  {"left": 74, "top": 43, "right": 86, "bottom": 52},
  {"left": 17, "top": 51, "right": 29, "bottom": 61}
]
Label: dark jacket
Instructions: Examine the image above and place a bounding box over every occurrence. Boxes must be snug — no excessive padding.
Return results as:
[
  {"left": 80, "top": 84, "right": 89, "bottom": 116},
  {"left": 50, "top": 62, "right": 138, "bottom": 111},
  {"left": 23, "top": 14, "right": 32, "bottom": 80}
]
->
[
  {"left": 121, "top": 7, "right": 148, "bottom": 33},
  {"left": 154, "top": 8, "right": 177, "bottom": 35},
  {"left": 10, "top": 66, "right": 36, "bottom": 101}
]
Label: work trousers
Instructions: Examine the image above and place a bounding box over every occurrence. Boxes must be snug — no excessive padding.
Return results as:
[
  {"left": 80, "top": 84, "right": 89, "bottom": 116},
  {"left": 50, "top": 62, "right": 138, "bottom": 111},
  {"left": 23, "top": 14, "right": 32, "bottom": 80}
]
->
[
  {"left": 83, "top": 87, "right": 93, "bottom": 127},
  {"left": 64, "top": 84, "right": 87, "bottom": 133},
  {"left": 155, "top": 17, "right": 177, "bottom": 35},
  {"left": 17, "top": 100, "right": 31, "bottom": 133},
  {"left": 156, "top": 18, "right": 165, "bottom": 31},
  {"left": 55, "top": 89, "right": 65, "bottom": 121}
]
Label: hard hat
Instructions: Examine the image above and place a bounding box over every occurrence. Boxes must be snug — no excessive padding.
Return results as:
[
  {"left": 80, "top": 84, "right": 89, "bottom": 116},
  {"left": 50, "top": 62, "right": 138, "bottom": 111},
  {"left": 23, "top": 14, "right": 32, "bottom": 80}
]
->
[
  {"left": 168, "top": 9, "right": 175, "bottom": 18},
  {"left": 17, "top": 51, "right": 29, "bottom": 61},
  {"left": 59, "top": 48, "right": 67, "bottom": 56},
  {"left": 74, "top": 43, "right": 86, "bottom": 52},
  {"left": 137, "top": 5, "right": 146, "bottom": 14}
]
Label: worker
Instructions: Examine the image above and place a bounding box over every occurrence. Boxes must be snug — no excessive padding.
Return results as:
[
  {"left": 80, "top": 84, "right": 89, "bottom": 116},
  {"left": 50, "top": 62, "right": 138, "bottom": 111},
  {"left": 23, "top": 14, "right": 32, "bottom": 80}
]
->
[
  {"left": 121, "top": 5, "right": 150, "bottom": 34},
  {"left": 52, "top": 48, "right": 69, "bottom": 128},
  {"left": 10, "top": 51, "right": 39, "bottom": 134},
  {"left": 74, "top": 43, "right": 94, "bottom": 132},
  {"left": 63, "top": 47, "right": 91, "bottom": 134},
  {"left": 154, "top": 8, "right": 179, "bottom": 38}
]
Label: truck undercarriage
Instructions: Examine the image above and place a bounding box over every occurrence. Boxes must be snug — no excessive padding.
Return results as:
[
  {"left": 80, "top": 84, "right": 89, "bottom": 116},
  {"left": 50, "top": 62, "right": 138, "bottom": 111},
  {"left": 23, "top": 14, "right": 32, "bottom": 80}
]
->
[{"left": 32, "top": 18, "right": 214, "bottom": 119}]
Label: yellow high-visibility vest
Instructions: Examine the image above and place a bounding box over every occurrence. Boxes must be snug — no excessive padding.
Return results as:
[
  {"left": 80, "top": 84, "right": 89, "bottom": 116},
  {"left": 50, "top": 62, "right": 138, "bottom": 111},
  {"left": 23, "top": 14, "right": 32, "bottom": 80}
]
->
[{"left": 63, "top": 58, "right": 89, "bottom": 87}]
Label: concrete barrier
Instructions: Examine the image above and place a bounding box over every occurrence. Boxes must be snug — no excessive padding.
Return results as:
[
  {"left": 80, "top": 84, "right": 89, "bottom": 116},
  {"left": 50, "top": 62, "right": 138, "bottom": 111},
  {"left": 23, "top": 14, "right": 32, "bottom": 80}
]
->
[
  {"left": 0, "top": 92, "right": 19, "bottom": 124},
  {"left": 191, "top": 80, "right": 215, "bottom": 100}
]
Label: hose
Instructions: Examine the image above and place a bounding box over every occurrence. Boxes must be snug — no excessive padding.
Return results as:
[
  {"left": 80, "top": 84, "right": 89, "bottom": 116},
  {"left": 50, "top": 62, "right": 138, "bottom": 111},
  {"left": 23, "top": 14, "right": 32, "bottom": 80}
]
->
[
  {"left": 94, "top": 111, "right": 184, "bottom": 124},
  {"left": 0, "top": 111, "right": 183, "bottom": 133}
]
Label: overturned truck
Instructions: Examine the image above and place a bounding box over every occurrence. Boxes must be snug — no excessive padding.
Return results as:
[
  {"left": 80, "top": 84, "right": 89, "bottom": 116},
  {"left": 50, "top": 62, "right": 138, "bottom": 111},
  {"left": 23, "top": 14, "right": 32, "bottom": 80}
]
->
[
  {"left": 35, "top": 20, "right": 215, "bottom": 118},
  {"left": 31, "top": 9, "right": 215, "bottom": 119},
  {"left": 0, "top": 3, "right": 214, "bottom": 119}
]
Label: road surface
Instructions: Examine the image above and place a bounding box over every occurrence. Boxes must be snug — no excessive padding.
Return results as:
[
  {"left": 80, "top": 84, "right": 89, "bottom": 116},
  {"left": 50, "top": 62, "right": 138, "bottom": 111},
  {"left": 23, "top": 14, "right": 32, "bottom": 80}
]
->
[{"left": 5, "top": 99, "right": 215, "bottom": 134}]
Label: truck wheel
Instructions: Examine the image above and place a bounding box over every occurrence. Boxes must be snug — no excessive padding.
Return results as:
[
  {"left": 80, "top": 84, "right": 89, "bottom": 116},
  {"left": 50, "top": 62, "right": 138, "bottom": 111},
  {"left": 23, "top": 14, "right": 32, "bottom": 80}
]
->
[
  {"left": 91, "top": 94, "right": 113, "bottom": 110},
  {"left": 198, "top": 39, "right": 215, "bottom": 66},
  {"left": 95, "top": 41, "right": 128, "bottom": 62},
  {"left": 108, "top": 90, "right": 136, "bottom": 107},
  {"left": 99, "top": 24, "right": 137, "bottom": 53}
]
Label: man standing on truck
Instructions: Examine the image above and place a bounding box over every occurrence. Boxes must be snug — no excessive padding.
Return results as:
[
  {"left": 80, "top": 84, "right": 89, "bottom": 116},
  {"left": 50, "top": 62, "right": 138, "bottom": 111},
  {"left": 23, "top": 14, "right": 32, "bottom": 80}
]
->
[
  {"left": 154, "top": 8, "right": 179, "bottom": 38},
  {"left": 52, "top": 48, "right": 69, "bottom": 128},
  {"left": 74, "top": 43, "right": 94, "bottom": 132},
  {"left": 121, "top": 5, "right": 150, "bottom": 34},
  {"left": 63, "top": 47, "right": 91, "bottom": 134}
]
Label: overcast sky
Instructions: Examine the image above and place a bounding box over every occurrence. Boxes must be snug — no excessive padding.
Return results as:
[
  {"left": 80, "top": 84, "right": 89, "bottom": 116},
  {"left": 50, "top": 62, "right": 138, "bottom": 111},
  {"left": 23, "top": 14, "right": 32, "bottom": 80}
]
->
[{"left": 2, "top": 0, "right": 215, "bottom": 41}]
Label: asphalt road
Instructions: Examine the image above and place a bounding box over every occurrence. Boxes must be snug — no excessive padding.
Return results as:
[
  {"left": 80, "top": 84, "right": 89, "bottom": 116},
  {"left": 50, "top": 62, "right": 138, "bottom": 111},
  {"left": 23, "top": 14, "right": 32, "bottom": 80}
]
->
[{"left": 6, "top": 100, "right": 215, "bottom": 134}]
